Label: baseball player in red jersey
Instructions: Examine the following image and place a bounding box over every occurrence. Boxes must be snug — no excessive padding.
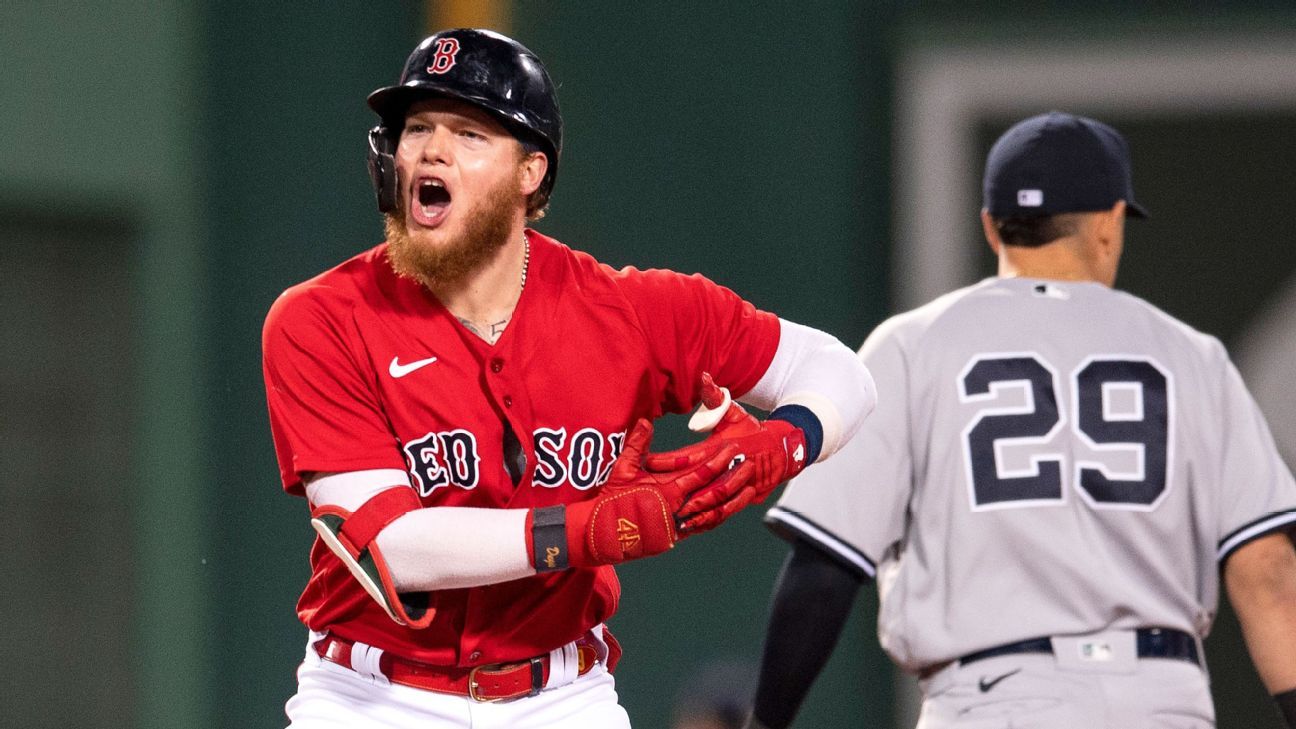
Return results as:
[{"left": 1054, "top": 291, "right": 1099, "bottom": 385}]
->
[{"left": 261, "top": 29, "right": 876, "bottom": 729}]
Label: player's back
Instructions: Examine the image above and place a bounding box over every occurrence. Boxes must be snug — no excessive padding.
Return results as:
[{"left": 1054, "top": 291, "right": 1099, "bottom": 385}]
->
[{"left": 873, "top": 276, "right": 1272, "bottom": 669}]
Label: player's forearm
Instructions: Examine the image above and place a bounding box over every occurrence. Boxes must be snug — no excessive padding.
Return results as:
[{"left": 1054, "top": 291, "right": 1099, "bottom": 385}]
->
[
  {"left": 1224, "top": 531, "right": 1296, "bottom": 694},
  {"left": 377, "top": 506, "right": 535, "bottom": 591},
  {"left": 749, "top": 541, "right": 863, "bottom": 729},
  {"left": 743, "top": 319, "right": 876, "bottom": 463}
]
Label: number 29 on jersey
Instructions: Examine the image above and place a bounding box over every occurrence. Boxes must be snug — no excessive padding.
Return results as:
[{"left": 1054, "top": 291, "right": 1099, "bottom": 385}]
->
[{"left": 958, "top": 353, "right": 1172, "bottom": 512}]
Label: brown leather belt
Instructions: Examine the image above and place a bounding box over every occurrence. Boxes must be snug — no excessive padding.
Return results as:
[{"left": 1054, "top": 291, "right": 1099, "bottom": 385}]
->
[{"left": 314, "top": 632, "right": 607, "bottom": 702}]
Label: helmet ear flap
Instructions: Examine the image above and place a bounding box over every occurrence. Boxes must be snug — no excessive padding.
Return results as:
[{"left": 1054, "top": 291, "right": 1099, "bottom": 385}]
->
[{"left": 367, "top": 126, "right": 399, "bottom": 213}]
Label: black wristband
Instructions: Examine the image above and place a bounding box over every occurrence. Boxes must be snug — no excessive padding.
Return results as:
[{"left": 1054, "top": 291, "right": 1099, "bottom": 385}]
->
[
  {"left": 532, "top": 505, "right": 568, "bottom": 573},
  {"left": 1276, "top": 688, "right": 1296, "bottom": 729},
  {"left": 769, "top": 404, "right": 823, "bottom": 465}
]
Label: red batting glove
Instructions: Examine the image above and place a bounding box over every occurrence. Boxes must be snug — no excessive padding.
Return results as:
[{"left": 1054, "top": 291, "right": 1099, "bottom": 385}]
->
[
  {"left": 644, "top": 373, "right": 809, "bottom": 533},
  {"left": 530, "top": 418, "right": 751, "bottom": 571}
]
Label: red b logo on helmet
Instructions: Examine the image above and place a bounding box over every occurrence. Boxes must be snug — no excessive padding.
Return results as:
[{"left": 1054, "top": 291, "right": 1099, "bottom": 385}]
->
[{"left": 427, "top": 38, "right": 460, "bottom": 75}]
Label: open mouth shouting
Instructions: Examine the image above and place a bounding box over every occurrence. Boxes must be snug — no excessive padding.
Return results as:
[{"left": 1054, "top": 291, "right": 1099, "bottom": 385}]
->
[{"left": 410, "top": 176, "right": 451, "bottom": 227}]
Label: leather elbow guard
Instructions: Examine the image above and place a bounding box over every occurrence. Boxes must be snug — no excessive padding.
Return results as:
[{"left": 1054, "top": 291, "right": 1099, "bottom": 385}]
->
[{"left": 310, "top": 486, "right": 433, "bottom": 627}]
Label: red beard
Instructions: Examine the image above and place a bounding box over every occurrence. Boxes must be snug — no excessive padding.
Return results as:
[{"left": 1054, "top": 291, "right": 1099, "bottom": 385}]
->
[{"left": 385, "top": 177, "right": 517, "bottom": 291}]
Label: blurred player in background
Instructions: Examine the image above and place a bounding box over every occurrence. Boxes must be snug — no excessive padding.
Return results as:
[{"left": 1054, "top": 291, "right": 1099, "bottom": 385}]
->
[
  {"left": 261, "top": 28, "right": 875, "bottom": 729},
  {"left": 744, "top": 111, "right": 1296, "bottom": 728},
  {"left": 672, "top": 660, "right": 757, "bottom": 729}
]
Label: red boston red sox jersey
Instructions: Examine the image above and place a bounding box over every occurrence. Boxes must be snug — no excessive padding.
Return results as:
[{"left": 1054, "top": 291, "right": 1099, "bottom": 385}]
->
[{"left": 262, "top": 229, "right": 780, "bottom": 666}]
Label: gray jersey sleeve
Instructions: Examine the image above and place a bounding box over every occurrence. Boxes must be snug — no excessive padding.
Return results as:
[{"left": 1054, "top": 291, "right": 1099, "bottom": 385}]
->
[
  {"left": 766, "top": 318, "right": 911, "bottom": 578},
  {"left": 1211, "top": 341, "right": 1296, "bottom": 560}
]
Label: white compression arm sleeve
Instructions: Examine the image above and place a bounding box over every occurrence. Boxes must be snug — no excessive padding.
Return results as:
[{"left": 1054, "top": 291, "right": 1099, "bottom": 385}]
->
[
  {"left": 306, "top": 470, "right": 535, "bottom": 591},
  {"left": 742, "top": 318, "right": 877, "bottom": 461}
]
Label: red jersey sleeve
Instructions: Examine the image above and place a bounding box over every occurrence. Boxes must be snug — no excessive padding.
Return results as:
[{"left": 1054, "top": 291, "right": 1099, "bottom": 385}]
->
[
  {"left": 262, "top": 285, "right": 406, "bottom": 495},
  {"left": 615, "top": 267, "right": 781, "bottom": 414}
]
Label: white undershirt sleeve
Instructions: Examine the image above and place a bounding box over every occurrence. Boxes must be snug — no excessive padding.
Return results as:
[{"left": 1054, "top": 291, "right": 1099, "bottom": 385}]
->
[
  {"left": 306, "top": 470, "right": 536, "bottom": 591},
  {"left": 742, "top": 318, "right": 877, "bottom": 461}
]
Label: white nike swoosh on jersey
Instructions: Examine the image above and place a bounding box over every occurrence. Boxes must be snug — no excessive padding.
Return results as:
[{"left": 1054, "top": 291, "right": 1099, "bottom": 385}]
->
[{"left": 389, "top": 356, "right": 438, "bottom": 378}]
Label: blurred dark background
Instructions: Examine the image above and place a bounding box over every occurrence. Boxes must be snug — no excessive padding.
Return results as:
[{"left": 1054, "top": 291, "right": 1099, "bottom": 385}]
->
[{"left": 2, "top": 2, "right": 1295, "bottom": 728}]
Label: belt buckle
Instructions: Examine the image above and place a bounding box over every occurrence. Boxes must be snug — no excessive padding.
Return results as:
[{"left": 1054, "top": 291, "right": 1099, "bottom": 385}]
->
[
  {"left": 468, "top": 665, "right": 503, "bottom": 703},
  {"left": 468, "top": 658, "right": 544, "bottom": 702}
]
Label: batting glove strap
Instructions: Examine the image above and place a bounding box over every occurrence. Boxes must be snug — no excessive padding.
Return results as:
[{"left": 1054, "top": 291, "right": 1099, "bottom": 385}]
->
[
  {"left": 528, "top": 505, "right": 570, "bottom": 573},
  {"left": 1275, "top": 688, "right": 1296, "bottom": 728}
]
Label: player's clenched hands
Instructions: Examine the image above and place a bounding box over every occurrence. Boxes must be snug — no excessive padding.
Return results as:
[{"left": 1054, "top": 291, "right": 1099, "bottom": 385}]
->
[
  {"left": 645, "top": 373, "right": 809, "bottom": 533},
  {"left": 530, "top": 418, "right": 751, "bottom": 571}
]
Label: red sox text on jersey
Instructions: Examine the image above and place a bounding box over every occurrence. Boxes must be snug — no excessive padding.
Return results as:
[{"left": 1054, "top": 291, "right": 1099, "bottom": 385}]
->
[{"left": 403, "top": 426, "right": 626, "bottom": 494}]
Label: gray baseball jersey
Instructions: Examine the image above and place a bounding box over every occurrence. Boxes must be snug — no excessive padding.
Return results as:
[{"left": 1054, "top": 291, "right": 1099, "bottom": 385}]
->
[{"left": 767, "top": 277, "right": 1296, "bottom": 672}]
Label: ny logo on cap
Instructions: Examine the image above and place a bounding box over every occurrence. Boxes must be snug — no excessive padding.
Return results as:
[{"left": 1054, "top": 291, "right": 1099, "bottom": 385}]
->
[{"left": 1017, "top": 189, "right": 1044, "bottom": 207}]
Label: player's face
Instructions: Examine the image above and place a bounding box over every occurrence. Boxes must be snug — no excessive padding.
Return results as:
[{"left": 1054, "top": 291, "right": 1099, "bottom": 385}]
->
[{"left": 386, "top": 99, "right": 542, "bottom": 286}]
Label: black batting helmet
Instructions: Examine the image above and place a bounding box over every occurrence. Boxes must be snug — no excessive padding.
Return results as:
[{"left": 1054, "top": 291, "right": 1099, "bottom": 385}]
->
[{"left": 365, "top": 28, "right": 563, "bottom": 215}]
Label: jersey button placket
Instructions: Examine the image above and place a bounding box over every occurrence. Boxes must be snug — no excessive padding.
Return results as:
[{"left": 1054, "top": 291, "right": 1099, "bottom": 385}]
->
[
  {"left": 489, "top": 358, "right": 513, "bottom": 407},
  {"left": 485, "top": 352, "right": 533, "bottom": 491}
]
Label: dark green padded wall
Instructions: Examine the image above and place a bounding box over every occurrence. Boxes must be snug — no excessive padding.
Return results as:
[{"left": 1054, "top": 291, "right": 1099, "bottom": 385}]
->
[
  {"left": 1, "top": 3, "right": 209, "bottom": 727},
  {"left": 203, "top": 4, "right": 421, "bottom": 727}
]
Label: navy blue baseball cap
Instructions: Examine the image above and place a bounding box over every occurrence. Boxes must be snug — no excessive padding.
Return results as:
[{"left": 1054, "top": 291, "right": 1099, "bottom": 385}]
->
[{"left": 983, "top": 111, "right": 1148, "bottom": 219}]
